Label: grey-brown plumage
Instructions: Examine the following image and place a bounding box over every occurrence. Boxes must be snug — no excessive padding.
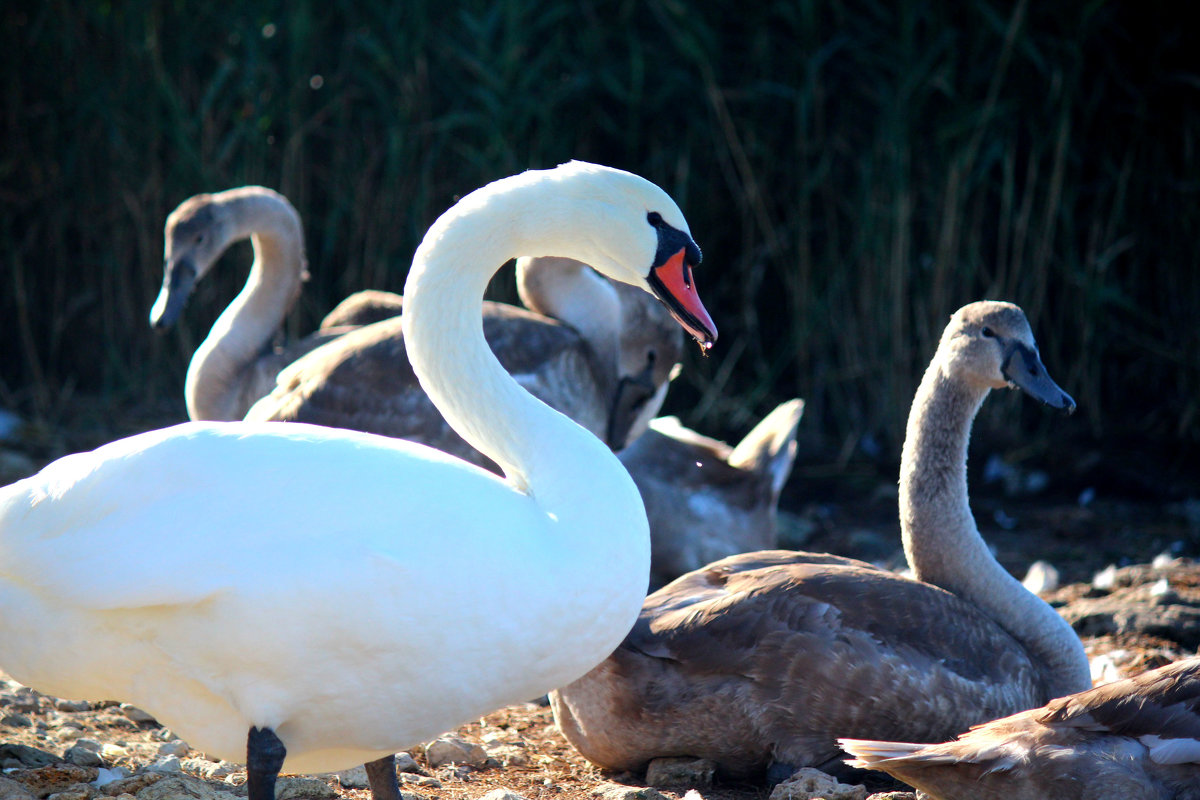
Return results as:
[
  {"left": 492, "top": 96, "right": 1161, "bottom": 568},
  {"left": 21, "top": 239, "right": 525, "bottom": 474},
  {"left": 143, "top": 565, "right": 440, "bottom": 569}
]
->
[
  {"left": 550, "top": 301, "right": 1091, "bottom": 781},
  {"left": 841, "top": 657, "right": 1200, "bottom": 800},
  {"left": 619, "top": 400, "right": 804, "bottom": 587},
  {"left": 150, "top": 187, "right": 350, "bottom": 421},
  {"left": 318, "top": 289, "right": 406, "bottom": 329}
]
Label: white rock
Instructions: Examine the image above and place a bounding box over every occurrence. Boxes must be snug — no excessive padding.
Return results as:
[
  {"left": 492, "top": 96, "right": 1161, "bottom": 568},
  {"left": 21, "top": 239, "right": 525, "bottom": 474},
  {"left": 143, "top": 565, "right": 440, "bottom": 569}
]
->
[
  {"left": 181, "top": 758, "right": 236, "bottom": 780},
  {"left": 333, "top": 765, "right": 370, "bottom": 789},
  {"left": 1090, "top": 649, "right": 1132, "bottom": 685},
  {"left": 148, "top": 755, "right": 182, "bottom": 773},
  {"left": 88, "top": 768, "right": 129, "bottom": 789},
  {"left": 425, "top": 736, "right": 487, "bottom": 768},
  {"left": 477, "top": 790, "right": 530, "bottom": 800},
  {"left": 1152, "top": 551, "right": 1176, "bottom": 569},
  {"left": 1092, "top": 564, "right": 1118, "bottom": 590},
  {"left": 155, "top": 741, "right": 189, "bottom": 758},
  {"left": 99, "top": 744, "right": 129, "bottom": 761},
  {"left": 1022, "top": 560, "right": 1060, "bottom": 594},
  {"left": 1149, "top": 577, "right": 1173, "bottom": 598},
  {"left": 590, "top": 784, "right": 670, "bottom": 800},
  {"left": 768, "top": 768, "right": 866, "bottom": 800},
  {"left": 395, "top": 752, "right": 419, "bottom": 772}
]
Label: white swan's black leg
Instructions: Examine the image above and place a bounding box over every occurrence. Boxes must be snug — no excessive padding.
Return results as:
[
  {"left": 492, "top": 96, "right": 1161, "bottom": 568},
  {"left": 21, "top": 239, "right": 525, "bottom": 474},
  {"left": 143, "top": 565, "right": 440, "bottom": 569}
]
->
[
  {"left": 360, "top": 753, "right": 403, "bottom": 800},
  {"left": 247, "top": 726, "right": 287, "bottom": 800},
  {"left": 365, "top": 753, "right": 402, "bottom": 800}
]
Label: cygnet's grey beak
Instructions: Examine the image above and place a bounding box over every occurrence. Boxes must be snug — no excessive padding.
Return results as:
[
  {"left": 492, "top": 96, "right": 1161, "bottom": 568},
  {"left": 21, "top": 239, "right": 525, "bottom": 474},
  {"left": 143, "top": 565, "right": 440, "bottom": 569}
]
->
[{"left": 1002, "top": 342, "right": 1076, "bottom": 413}]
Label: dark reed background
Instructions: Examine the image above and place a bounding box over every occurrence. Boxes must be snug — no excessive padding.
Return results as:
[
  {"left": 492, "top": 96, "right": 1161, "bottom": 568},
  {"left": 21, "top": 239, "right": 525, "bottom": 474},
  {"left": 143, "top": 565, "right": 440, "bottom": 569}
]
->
[{"left": 2, "top": 0, "right": 1197, "bottom": 495}]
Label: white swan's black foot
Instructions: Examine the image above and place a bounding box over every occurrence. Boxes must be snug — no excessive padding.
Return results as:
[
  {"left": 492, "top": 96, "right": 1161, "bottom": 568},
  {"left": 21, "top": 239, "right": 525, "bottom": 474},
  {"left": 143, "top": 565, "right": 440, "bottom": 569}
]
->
[
  {"left": 246, "top": 726, "right": 287, "bottom": 800},
  {"left": 365, "top": 753, "right": 402, "bottom": 800}
]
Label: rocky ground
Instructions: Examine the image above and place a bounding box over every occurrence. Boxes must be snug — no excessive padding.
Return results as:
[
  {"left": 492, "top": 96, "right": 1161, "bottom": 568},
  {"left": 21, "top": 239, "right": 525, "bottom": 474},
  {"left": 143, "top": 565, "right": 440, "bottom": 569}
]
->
[{"left": 3, "top": 550, "right": 1197, "bottom": 800}]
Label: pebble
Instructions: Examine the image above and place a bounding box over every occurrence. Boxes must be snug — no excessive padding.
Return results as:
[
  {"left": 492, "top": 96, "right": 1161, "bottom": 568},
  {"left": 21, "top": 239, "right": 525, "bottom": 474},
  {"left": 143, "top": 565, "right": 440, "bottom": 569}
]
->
[
  {"left": 644, "top": 757, "right": 716, "bottom": 787},
  {"left": 589, "top": 783, "right": 670, "bottom": 800},
  {"left": 332, "top": 765, "right": 369, "bottom": 789},
  {"left": 154, "top": 741, "right": 189, "bottom": 758},
  {"left": 63, "top": 746, "right": 104, "bottom": 768},
  {"left": 275, "top": 777, "right": 337, "bottom": 799},
  {"left": 117, "top": 706, "right": 155, "bottom": 725},
  {"left": 0, "top": 743, "right": 60, "bottom": 768},
  {"left": 147, "top": 756, "right": 181, "bottom": 774},
  {"left": 180, "top": 759, "right": 236, "bottom": 781},
  {"left": 89, "top": 767, "right": 129, "bottom": 789},
  {"left": 99, "top": 745, "right": 128, "bottom": 762},
  {"left": 425, "top": 736, "right": 488, "bottom": 768},
  {"left": 1022, "top": 560, "right": 1060, "bottom": 595},
  {"left": 2, "top": 713, "right": 33, "bottom": 728},
  {"left": 395, "top": 752, "right": 420, "bottom": 773},
  {"left": 768, "top": 768, "right": 866, "bottom": 800},
  {"left": 0, "top": 775, "right": 36, "bottom": 800},
  {"left": 477, "top": 790, "right": 530, "bottom": 800},
  {"left": 45, "top": 784, "right": 93, "bottom": 800},
  {"left": 54, "top": 700, "right": 92, "bottom": 713},
  {"left": 483, "top": 744, "right": 530, "bottom": 767}
]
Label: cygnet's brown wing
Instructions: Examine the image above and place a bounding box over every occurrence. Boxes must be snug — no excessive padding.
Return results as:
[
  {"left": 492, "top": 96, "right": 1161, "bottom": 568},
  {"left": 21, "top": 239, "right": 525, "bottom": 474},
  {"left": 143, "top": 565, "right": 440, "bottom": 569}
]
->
[
  {"left": 557, "top": 550, "right": 1045, "bottom": 776},
  {"left": 246, "top": 304, "right": 603, "bottom": 472}
]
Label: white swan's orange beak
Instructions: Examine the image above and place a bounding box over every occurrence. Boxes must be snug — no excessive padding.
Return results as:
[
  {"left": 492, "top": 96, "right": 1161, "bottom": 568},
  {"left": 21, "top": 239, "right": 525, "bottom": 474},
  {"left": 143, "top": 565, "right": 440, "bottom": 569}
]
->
[{"left": 649, "top": 249, "right": 717, "bottom": 349}]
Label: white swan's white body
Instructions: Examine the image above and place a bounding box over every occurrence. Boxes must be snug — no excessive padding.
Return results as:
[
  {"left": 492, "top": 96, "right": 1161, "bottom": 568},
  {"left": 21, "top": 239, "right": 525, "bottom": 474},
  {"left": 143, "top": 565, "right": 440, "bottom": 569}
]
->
[{"left": 0, "top": 162, "right": 714, "bottom": 778}]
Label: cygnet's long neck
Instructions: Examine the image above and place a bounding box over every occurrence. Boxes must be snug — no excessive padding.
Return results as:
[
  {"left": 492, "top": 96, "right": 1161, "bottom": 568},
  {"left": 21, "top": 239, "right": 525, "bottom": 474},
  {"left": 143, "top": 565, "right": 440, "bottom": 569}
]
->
[
  {"left": 518, "top": 259, "right": 623, "bottom": 383},
  {"left": 402, "top": 185, "right": 643, "bottom": 523},
  {"left": 185, "top": 193, "right": 306, "bottom": 421},
  {"left": 899, "top": 363, "right": 1091, "bottom": 698}
]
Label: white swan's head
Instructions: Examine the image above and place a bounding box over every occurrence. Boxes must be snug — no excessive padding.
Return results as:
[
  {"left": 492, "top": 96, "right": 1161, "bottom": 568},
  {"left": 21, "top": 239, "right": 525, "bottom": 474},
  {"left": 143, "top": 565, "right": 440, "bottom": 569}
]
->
[
  {"left": 150, "top": 187, "right": 298, "bottom": 330},
  {"left": 439, "top": 161, "right": 717, "bottom": 348},
  {"left": 939, "top": 300, "right": 1075, "bottom": 411}
]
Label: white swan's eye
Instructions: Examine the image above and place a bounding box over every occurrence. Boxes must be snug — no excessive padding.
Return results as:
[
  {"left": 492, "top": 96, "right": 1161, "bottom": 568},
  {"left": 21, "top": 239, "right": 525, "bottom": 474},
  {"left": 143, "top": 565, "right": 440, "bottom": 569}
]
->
[
  {"left": 647, "top": 212, "right": 665, "bottom": 227},
  {"left": 195, "top": 234, "right": 206, "bottom": 245},
  {"left": 981, "top": 326, "right": 995, "bottom": 338}
]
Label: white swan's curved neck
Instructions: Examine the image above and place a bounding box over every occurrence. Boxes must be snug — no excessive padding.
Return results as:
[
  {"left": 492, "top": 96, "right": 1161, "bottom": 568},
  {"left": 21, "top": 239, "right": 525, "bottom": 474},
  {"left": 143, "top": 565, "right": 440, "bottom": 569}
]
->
[
  {"left": 401, "top": 185, "right": 639, "bottom": 517},
  {"left": 900, "top": 363, "right": 1091, "bottom": 698},
  {"left": 185, "top": 194, "right": 306, "bottom": 421}
]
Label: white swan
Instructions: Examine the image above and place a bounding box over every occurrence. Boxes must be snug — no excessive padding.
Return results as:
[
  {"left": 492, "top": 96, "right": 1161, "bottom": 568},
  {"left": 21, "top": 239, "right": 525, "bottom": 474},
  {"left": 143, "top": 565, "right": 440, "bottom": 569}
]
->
[
  {"left": 245, "top": 255, "right": 684, "bottom": 462},
  {"left": 150, "top": 186, "right": 348, "bottom": 421},
  {"left": 1, "top": 161, "right": 716, "bottom": 800},
  {"left": 550, "top": 301, "right": 1089, "bottom": 782}
]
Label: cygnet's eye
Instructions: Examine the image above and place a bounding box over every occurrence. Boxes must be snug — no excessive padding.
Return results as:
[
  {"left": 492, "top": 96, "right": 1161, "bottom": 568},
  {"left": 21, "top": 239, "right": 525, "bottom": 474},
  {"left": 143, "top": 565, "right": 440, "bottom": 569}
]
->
[{"left": 981, "top": 326, "right": 995, "bottom": 338}]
